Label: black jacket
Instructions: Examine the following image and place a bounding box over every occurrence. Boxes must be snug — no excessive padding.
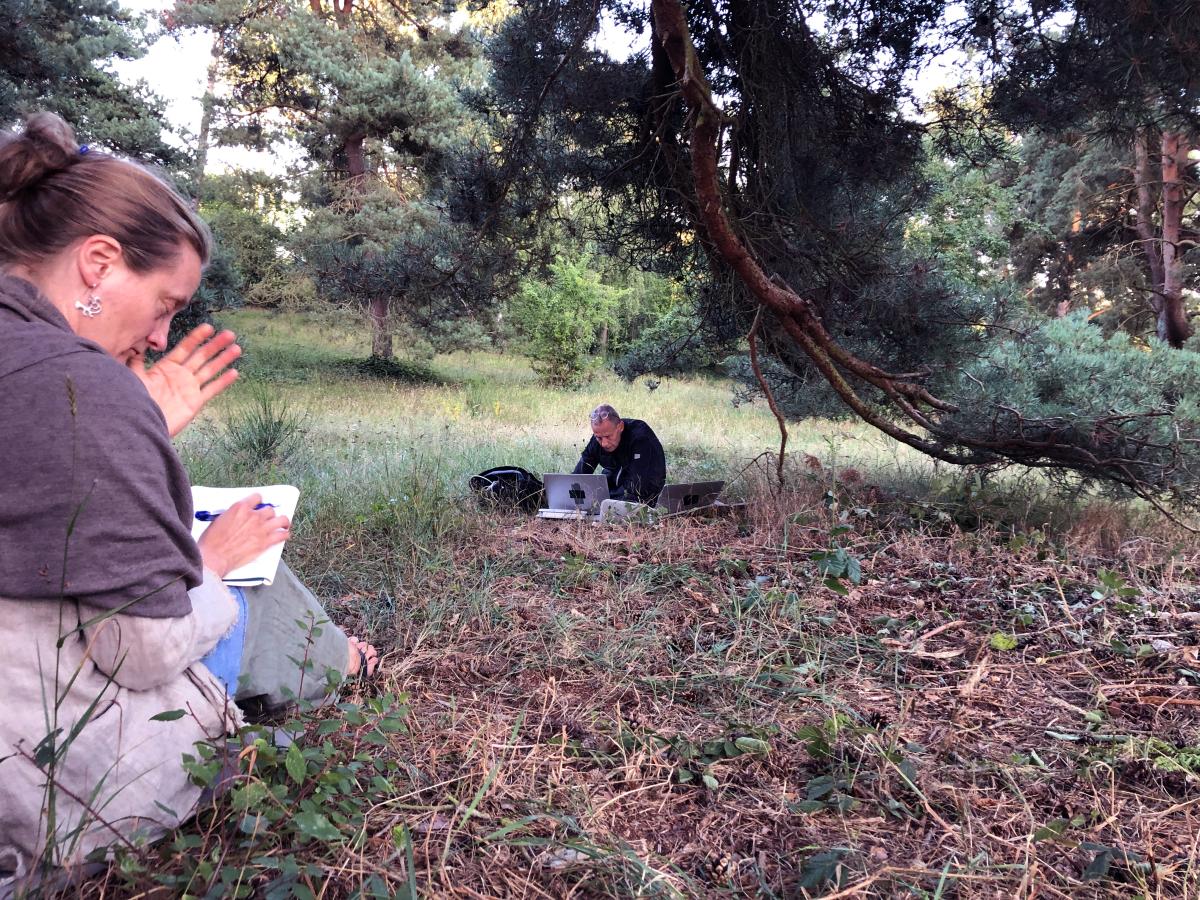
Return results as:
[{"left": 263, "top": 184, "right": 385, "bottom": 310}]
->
[{"left": 572, "top": 418, "right": 666, "bottom": 503}]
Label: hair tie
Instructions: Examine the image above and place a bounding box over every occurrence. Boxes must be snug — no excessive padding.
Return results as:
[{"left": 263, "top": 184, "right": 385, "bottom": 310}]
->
[{"left": 78, "top": 144, "right": 90, "bottom": 155}]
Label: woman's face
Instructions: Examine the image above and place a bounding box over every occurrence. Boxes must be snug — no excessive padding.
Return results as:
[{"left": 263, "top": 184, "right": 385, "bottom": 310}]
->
[{"left": 90, "top": 246, "right": 203, "bottom": 363}]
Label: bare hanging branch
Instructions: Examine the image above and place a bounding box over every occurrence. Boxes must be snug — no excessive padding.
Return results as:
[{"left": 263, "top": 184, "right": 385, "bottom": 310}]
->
[{"left": 747, "top": 305, "right": 787, "bottom": 487}]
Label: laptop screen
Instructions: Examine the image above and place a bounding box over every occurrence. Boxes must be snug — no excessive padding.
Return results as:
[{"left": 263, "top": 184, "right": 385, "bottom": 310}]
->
[{"left": 542, "top": 473, "right": 610, "bottom": 512}]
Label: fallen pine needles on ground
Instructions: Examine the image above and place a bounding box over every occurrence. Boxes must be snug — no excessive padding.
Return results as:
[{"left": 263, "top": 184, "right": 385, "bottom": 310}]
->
[{"left": 62, "top": 472, "right": 1200, "bottom": 899}]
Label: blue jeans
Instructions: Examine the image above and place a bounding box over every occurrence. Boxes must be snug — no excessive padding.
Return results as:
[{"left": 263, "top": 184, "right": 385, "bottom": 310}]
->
[{"left": 199, "top": 586, "right": 248, "bottom": 694}]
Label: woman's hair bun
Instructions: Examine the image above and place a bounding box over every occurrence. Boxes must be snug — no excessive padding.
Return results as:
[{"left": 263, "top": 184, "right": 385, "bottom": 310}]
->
[{"left": 0, "top": 112, "right": 81, "bottom": 203}]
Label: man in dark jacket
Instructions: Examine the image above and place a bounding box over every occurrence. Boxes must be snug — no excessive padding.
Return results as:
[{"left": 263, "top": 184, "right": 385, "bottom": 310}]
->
[{"left": 572, "top": 404, "right": 666, "bottom": 503}]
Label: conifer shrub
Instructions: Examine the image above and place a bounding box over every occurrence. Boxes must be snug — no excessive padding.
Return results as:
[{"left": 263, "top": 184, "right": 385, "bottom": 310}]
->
[
  {"left": 944, "top": 313, "right": 1200, "bottom": 506},
  {"left": 512, "top": 255, "right": 620, "bottom": 388}
]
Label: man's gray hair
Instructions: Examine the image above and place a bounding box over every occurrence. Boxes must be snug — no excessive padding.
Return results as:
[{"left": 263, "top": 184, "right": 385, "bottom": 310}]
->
[{"left": 590, "top": 404, "right": 621, "bottom": 427}]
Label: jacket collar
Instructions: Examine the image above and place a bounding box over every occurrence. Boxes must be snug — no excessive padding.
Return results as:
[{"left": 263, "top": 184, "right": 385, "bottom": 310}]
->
[{"left": 0, "top": 272, "right": 103, "bottom": 381}]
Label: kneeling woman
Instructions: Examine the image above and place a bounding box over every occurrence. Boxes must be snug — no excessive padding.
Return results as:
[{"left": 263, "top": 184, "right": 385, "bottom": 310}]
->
[{"left": 0, "top": 113, "right": 376, "bottom": 876}]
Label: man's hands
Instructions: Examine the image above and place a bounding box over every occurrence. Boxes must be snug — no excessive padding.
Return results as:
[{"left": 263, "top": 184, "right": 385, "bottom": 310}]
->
[
  {"left": 128, "top": 324, "right": 241, "bottom": 437},
  {"left": 197, "top": 493, "right": 291, "bottom": 579}
]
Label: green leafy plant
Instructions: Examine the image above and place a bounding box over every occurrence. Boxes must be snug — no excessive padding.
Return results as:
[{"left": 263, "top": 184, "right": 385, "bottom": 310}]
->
[
  {"left": 989, "top": 632, "right": 1019, "bottom": 651},
  {"left": 797, "top": 847, "right": 850, "bottom": 892},
  {"left": 1091, "top": 568, "right": 1140, "bottom": 601},
  {"left": 512, "top": 255, "right": 622, "bottom": 388},
  {"left": 113, "top": 694, "right": 411, "bottom": 897},
  {"left": 609, "top": 725, "right": 776, "bottom": 790},
  {"left": 811, "top": 525, "right": 863, "bottom": 595}
]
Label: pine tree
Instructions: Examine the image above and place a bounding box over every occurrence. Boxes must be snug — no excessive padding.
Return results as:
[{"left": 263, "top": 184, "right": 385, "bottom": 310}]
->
[
  {"left": 493, "top": 0, "right": 1200, "bottom": 509},
  {"left": 170, "top": 0, "right": 509, "bottom": 357},
  {"left": 954, "top": 0, "right": 1200, "bottom": 346},
  {"left": 0, "top": 0, "right": 179, "bottom": 162}
]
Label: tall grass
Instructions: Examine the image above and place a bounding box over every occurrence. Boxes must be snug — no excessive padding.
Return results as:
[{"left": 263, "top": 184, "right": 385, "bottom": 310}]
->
[
  {"left": 180, "top": 309, "right": 1189, "bottom": 549},
  {"left": 193, "top": 310, "right": 940, "bottom": 491}
]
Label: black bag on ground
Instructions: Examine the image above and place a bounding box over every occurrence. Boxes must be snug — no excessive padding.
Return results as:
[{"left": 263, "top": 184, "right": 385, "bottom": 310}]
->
[{"left": 470, "top": 466, "right": 544, "bottom": 513}]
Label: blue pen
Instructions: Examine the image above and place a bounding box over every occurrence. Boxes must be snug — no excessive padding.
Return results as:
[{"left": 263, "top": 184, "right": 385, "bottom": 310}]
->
[{"left": 195, "top": 502, "right": 275, "bottom": 522}]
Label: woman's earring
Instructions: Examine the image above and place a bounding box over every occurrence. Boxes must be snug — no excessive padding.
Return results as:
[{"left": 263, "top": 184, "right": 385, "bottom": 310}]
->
[{"left": 75, "top": 284, "right": 103, "bottom": 318}]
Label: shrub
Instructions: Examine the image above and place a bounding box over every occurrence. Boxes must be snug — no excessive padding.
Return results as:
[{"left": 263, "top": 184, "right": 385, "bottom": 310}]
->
[
  {"left": 512, "top": 255, "right": 621, "bottom": 388},
  {"left": 945, "top": 312, "right": 1200, "bottom": 506}
]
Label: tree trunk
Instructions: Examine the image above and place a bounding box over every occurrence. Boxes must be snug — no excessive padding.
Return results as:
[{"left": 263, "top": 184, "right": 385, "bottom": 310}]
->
[
  {"left": 342, "top": 128, "right": 393, "bottom": 358},
  {"left": 598, "top": 320, "right": 609, "bottom": 357},
  {"left": 194, "top": 37, "right": 220, "bottom": 184},
  {"left": 1056, "top": 199, "right": 1082, "bottom": 316},
  {"left": 369, "top": 295, "right": 392, "bottom": 358},
  {"left": 1133, "top": 129, "right": 1165, "bottom": 291},
  {"left": 1133, "top": 127, "right": 1193, "bottom": 348},
  {"left": 344, "top": 131, "right": 368, "bottom": 190},
  {"left": 1159, "top": 131, "right": 1193, "bottom": 347}
]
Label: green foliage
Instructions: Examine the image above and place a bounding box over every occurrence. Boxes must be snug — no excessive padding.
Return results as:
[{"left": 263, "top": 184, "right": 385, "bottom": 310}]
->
[
  {"left": 0, "top": 0, "right": 180, "bottom": 163},
  {"left": 615, "top": 303, "right": 726, "bottom": 379},
  {"left": 907, "top": 140, "right": 1026, "bottom": 291},
  {"left": 608, "top": 724, "right": 777, "bottom": 790},
  {"left": 115, "top": 694, "right": 411, "bottom": 897},
  {"left": 965, "top": 0, "right": 1200, "bottom": 134},
  {"left": 192, "top": 233, "right": 245, "bottom": 314},
  {"left": 809, "top": 521, "right": 865, "bottom": 596},
  {"left": 217, "top": 388, "right": 309, "bottom": 476},
  {"left": 988, "top": 632, "right": 1019, "bottom": 651},
  {"left": 1004, "top": 131, "right": 1194, "bottom": 335},
  {"left": 338, "top": 355, "right": 441, "bottom": 384},
  {"left": 512, "top": 255, "right": 622, "bottom": 387},
  {"left": 244, "top": 271, "right": 322, "bottom": 312},
  {"left": 945, "top": 313, "right": 1200, "bottom": 506},
  {"left": 1091, "top": 568, "right": 1140, "bottom": 601},
  {"left": 172, "top": 0, "right": 513, "bottom": 358},
  {"left": 596, "top": 265, "right": 677, "bottom": 357},
  {"left": 200, "top": 172, "right": 288, "bottom": 299},
  {"left": 170, "top": 178, "right": 285, "bottom": 344}
]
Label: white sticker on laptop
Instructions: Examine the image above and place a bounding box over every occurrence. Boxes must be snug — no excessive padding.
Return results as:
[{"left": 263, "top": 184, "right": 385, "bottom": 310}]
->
[{"left": 634, "top": 453, "right": 641, "bottom": 459}]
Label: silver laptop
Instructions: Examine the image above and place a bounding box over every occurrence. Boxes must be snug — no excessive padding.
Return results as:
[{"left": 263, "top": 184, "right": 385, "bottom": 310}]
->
[
  {"left": 538, "top": 473, "right": 610, "bottom": 520},
  {"left": 656, "top": 480, "right": 725, "bottom": 514}
]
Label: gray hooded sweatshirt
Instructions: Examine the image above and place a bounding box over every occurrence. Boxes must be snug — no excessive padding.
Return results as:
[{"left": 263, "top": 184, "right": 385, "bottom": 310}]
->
[{"left": 0, "top": 273, "right": 201, "bottom": 617}]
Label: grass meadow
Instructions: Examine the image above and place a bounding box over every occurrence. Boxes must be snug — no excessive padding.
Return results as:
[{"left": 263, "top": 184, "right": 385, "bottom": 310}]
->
[{"left": 78, "top": 310, "right": 1200, "bottom": 899}]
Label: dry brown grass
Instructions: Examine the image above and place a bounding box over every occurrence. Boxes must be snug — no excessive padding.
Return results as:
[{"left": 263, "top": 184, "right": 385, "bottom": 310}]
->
[
  {"left": 59, "top": 480, "right": 1200, "bottom": 899},
  {"left": 193, "top": 476, "right": 1198, "bottom": 898}
]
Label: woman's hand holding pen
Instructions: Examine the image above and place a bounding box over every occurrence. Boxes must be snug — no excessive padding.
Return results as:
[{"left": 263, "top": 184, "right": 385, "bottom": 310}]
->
[
  {"left": 128, "top": 324, "right": 242, "bottom": 438},
  {"left": 197, "top": 493, "right": 290, "bottom": 579}
]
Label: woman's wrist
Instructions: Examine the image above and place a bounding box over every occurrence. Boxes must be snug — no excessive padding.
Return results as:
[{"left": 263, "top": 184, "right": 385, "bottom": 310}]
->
[{"left": 200, "top": 547, "right": 229, "bottom": 579}]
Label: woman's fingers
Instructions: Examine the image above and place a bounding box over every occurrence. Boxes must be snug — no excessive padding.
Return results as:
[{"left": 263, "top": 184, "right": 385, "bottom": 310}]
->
[
  {"left": 165, "top": 323, "right": 216, "bottom": 363},
  {"left": 237, "top": 494, "right": 290, "bottom": 536},
  {"left": 198, "top": 367, "right": 240, "bottom": 404},
  {"left": 189, "top": 332, "right": 240, "bottom": 377},
  {"left": 167, "top": 325, "right": 239, "bottom": 373},
  {"left": 194, "top": 342, "right": 242, "bottom": 386}
]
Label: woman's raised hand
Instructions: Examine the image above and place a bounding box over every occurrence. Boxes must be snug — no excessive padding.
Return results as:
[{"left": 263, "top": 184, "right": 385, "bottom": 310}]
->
[
  {"left": 129, "top": 324, "right": 241, "bottom": 437},
  {"left": 196, "top": 493, "right": 291, "bottom": 580}
]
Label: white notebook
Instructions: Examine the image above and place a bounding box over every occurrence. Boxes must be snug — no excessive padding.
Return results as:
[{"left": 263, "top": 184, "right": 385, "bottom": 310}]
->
[{"left": 190, "top": 485, "right": 300, "bottom": 586}]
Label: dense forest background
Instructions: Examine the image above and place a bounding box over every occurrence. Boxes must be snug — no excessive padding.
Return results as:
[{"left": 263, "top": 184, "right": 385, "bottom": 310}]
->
[{"left": 5, "top": 0, "right": 1200, "bottom": 512}]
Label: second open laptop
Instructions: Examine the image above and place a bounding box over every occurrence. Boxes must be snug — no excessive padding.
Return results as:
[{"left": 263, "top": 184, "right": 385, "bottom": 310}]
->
[
  {"left": 537, "top": 473, "right": 611, "bottom": 520},
  {"left": 656, "top": 480, "right": 726, "bottom": 515}
]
